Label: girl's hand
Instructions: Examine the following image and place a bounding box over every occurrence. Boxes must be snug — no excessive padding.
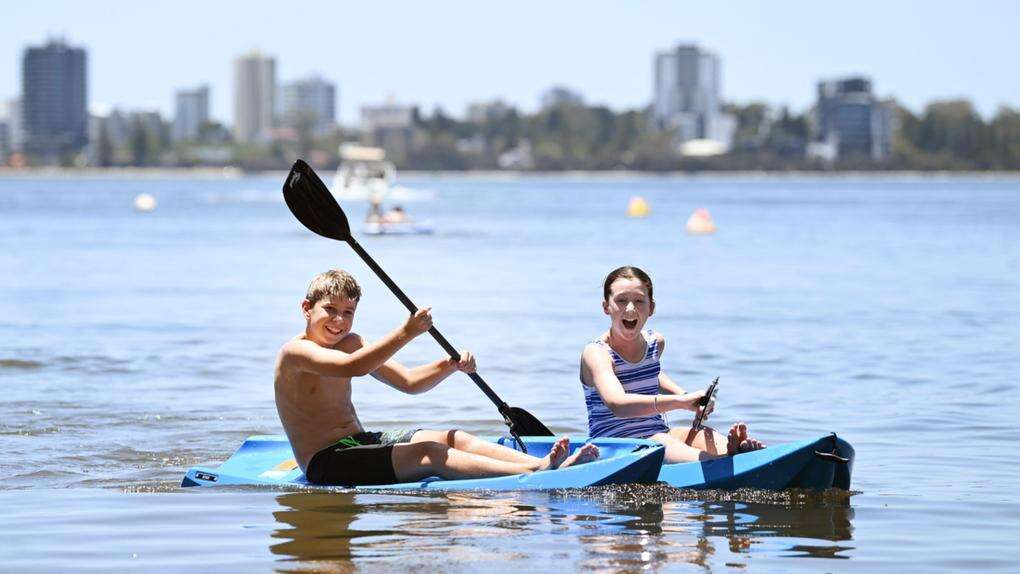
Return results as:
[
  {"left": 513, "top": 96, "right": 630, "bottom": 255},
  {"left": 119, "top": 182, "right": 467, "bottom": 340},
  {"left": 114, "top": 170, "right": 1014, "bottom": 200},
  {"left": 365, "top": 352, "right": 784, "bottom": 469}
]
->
[
  {"left": 685, "top": 389, "right": 716, "bottom": 418},
  {"left": 404, "top": 307, "right": 433, "bottom": 337},
  {"left": 452, "top": 350, "right": 476, "bottom": 374}
]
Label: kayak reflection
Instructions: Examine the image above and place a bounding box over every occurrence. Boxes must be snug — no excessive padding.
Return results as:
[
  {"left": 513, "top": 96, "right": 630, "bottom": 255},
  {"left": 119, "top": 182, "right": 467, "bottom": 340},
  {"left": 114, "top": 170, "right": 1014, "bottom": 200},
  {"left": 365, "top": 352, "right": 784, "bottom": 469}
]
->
[{"left": 269, "top": 487, "right": 855, "bottom": 569}]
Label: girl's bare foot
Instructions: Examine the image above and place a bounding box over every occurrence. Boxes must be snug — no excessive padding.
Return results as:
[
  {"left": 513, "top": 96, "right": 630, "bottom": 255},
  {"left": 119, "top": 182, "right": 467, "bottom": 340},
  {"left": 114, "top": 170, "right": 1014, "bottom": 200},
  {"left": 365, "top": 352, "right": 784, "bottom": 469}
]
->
[
  {"left": 726, "top": 422, "right": 765, "bottom": 454},
  {"left": 558, "top": 443, "right": 600, "bottom": 468}
]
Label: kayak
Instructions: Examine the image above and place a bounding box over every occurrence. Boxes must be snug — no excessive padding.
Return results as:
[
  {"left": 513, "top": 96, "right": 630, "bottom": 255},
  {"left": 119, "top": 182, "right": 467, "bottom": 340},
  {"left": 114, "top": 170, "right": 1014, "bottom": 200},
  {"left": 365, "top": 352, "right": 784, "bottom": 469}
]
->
[
  {"left": 181, "top": 435, "right": 665, "bottom": 491},
  {"left": 493, "top": 433, "right": 854, "bottom": 491},
  {"left": 657, "top": 433, "right": 854, "bottom": 490}
]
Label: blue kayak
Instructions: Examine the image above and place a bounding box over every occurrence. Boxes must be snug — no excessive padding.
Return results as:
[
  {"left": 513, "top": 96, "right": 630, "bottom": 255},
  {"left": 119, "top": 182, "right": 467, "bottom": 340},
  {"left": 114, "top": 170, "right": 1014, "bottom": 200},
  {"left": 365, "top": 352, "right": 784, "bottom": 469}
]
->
[
  {"left": 493, "top": 433, "right": 854, "bottom": 490},
  {"left": 181, "top": 435, "right": 665, "bottom": 491},
  {"left": 657, "top": 433, "right": 854, "bottom": 490}
]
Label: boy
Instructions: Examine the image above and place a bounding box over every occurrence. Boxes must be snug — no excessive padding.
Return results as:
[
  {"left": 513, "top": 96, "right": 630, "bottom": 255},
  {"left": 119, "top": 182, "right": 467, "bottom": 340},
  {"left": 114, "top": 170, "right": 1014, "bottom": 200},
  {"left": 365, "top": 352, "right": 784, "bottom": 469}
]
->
[{"left": 275, "top": 269, "right": 598, "bottom": 486}]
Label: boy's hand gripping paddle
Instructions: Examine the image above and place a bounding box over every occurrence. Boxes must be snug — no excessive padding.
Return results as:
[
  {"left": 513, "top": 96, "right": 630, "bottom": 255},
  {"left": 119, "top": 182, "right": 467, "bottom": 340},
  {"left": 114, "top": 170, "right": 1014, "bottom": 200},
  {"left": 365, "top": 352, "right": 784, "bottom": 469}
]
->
[
  {"left": 691, "top": 377, "right": 719, "bottom": 431},
  {"left": 282, "top": 160, "right": 553, "bottom": 451}
]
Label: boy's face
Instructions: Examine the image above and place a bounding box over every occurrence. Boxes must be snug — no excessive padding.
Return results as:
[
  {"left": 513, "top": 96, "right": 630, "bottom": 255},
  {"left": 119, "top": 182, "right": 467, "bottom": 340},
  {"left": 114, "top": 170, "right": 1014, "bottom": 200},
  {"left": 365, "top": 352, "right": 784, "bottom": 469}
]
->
[
  {"left": 303, "top": 295, "right": 358, "bottom": 345},
  {"left": 603, "top": 278, "right": 654, "bottom": 339}
]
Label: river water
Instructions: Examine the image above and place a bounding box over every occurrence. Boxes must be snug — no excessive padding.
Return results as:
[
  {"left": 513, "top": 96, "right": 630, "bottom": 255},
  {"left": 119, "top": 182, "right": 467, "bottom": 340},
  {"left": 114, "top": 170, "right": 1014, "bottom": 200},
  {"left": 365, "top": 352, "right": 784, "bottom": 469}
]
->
[{"left": 1, "top": 172, "right": 1017, "bottom": 572}]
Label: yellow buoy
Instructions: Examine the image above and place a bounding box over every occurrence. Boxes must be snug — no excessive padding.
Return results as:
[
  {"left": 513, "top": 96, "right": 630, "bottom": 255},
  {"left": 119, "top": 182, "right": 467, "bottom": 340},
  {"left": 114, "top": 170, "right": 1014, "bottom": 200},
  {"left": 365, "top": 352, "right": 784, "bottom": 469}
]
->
[
  {"left": 685, "top": 208, "right": 716, "bottom": 235},
  {"left": 627, "top": 196, "right": 650, "bottom": 218},
  {"left": 133, "top": 193, "right": 157, "bottom": 213}
]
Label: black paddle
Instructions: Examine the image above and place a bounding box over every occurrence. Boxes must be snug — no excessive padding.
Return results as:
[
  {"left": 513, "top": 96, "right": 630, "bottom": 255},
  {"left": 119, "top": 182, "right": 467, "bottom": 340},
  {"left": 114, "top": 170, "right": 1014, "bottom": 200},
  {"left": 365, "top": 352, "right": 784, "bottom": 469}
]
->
[
  {"left": 691, "top": 377, "right": 719, "bottom": 431},
  {"left": 282, "top": 160, "right": 554, "bottom": 451}
]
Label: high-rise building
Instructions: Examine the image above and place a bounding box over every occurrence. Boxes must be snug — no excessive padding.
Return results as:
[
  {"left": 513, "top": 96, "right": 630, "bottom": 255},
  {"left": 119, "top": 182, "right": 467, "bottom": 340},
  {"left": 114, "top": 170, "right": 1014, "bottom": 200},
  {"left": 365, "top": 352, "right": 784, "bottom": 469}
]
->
[
  {"left": 280, "top": 76, "right": 336, "bottom": 136},
  {"left": 812, "top": 77, "right": 893, "bottom": 160},
  {"left": 233, "top": 51, "right": 275, "bottom": 143},
  {"left": 652, "top": 43, "right": 734, "bottom": 151},
  {"left": 21, "top": 39, "right": 88, "bottom": 162},
  {"left": 173, "top": 85, "right": 210, "bottom": 142}
]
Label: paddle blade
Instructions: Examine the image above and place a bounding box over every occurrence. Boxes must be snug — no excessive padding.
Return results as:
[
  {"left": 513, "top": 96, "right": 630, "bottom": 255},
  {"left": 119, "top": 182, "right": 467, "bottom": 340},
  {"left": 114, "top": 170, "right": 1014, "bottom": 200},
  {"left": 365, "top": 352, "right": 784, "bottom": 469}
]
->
[
  {"left": 505, "top": 406, "right": 554, "bottom": 437},
  {"left": 282, "top": 159, "right": 352, "bottom": 241}
]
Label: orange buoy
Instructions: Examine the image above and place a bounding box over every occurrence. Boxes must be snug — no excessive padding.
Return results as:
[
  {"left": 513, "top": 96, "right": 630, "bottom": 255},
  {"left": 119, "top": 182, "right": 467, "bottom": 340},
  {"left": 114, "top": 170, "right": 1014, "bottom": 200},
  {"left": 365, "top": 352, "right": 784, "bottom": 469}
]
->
[{"left": 685, "top": 208, "right": 716, "bottom": 235}]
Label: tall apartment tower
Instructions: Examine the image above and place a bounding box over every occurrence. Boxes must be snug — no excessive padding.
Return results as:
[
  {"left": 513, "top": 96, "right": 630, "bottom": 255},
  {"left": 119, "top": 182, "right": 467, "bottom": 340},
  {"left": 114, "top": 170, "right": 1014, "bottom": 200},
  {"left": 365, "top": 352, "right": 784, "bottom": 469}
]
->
[
  {"left": 653, "top": 43, "right": 733, "bottom": 149},
  {"left": 280, "top": 76, "right": 336, "bottom": 136},
  {"left": 173, "top": 85, "right": 210, "bottom": 142},
  {"left": 233, "top": 52, "right": 275, "bottom": 143},
  {"left": 21, "top": 39, "right": 88, "bottom": 161},
  {"left": 813, "top": 77, "right": 893, "bottom": 160}
]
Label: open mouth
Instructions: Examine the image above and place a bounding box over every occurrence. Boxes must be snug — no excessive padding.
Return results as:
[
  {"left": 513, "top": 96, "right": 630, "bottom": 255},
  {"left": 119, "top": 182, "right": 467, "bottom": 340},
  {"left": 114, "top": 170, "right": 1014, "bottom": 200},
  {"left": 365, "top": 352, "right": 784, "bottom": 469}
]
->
[
  {"left": 325, "top": 325, "right": 343, "bottom": 336},
  {"left": 622, "top": 319, "right": 638, "bottom": 330}
]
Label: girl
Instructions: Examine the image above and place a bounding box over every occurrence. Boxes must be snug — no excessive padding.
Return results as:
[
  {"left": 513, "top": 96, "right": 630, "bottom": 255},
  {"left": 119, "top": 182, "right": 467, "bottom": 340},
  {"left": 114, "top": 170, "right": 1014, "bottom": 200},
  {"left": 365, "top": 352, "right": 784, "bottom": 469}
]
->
[{"left": 579, "top": 266, "right": 764, "bottom": 463}]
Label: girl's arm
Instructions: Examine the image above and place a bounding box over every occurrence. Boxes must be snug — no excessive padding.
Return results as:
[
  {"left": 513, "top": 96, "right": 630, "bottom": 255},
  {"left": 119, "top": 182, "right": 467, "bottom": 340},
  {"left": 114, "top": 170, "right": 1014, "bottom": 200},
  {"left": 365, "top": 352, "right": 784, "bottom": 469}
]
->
[{"left": 582, "top": 344, "right": 704, "bottom": 417}]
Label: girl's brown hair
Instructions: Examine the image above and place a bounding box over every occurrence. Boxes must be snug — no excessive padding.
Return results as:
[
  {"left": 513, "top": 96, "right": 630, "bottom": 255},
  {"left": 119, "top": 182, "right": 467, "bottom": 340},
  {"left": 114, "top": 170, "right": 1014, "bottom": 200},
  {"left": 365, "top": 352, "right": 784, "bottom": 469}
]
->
[{"left": 603, "top": 266, "right": 653, "bottom": 301}]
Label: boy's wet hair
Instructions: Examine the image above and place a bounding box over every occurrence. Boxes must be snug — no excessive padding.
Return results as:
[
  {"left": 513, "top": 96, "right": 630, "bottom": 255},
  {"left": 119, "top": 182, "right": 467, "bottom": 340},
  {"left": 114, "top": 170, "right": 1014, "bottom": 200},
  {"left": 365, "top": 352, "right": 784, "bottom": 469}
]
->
[
  {"left": 603, "top": 266, "right": 654, "bottom": 302},
  {"left": 305, "top": 269, "right": 362, "bottom": 304}
]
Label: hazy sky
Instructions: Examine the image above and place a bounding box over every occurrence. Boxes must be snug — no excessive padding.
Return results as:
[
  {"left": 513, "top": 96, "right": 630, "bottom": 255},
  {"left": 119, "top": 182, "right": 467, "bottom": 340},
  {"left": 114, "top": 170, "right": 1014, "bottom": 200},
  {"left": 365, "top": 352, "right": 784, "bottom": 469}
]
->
[{"left": 3, "top": 1, "right": 1018, "bottom": 125}]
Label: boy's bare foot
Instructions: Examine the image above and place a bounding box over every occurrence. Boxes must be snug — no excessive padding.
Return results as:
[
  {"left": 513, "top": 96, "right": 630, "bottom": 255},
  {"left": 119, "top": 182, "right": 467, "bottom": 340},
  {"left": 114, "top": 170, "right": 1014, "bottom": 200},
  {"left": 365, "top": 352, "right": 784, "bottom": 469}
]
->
[
  {"left": 536, "top": 437, "right": 571, "bottom": 471},
  {"left": 559, "top": 443, "right": 600, "bottom": 468},
  {"left": 727, "top": 422, "right": 766, "bottom": 455}
]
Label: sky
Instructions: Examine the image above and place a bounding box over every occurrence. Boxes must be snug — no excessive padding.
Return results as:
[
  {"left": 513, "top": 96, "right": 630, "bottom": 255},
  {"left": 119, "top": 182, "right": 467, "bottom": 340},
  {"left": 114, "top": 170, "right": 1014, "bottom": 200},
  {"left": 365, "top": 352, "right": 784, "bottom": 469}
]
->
[{"left": 2, "top": 1, "right": 1019, "bottom": 125}]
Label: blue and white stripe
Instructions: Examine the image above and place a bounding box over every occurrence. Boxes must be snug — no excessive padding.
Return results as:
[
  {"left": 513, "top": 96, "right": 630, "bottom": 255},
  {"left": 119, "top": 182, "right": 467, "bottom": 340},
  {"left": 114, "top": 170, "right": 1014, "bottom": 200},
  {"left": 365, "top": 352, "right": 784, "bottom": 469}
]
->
[{"left": 583, "top": 329, "right": 669, "bottom": 439}]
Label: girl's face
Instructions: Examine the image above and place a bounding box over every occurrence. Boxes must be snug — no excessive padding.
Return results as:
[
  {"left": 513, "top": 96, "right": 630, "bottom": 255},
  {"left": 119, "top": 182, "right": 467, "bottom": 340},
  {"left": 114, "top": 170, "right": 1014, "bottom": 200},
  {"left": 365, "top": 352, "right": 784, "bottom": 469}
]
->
[{"left": 603, "top": 277, "right": 654, "bottom": 339}]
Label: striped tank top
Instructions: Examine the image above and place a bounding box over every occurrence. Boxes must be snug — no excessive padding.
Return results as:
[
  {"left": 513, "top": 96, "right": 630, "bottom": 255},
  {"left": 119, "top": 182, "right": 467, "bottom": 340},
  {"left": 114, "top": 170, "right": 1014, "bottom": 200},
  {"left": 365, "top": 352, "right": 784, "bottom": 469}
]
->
[{"left": 582, "top": 329, "right": 669, "bottom": 439}]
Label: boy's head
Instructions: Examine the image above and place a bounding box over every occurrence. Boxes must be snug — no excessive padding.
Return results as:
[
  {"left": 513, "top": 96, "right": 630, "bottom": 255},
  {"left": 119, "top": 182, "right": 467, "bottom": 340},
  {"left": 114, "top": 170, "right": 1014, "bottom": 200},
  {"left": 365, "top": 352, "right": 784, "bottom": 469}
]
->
[
  {"left": 302, "top": 270, "right": 362, "bottom": 345},
  {"left": 305, "top": 269, "right": 362, "bottom": 306}
]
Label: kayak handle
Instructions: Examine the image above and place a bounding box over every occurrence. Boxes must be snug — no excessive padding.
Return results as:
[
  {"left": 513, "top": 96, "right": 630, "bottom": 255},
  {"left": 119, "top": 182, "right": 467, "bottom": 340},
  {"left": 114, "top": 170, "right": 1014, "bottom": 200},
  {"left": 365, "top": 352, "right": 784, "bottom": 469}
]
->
[
  {"left": 814, "top": 432, "right": 849, "bottom": 464},
  {"left": 814, "top": 451, "right": 850, "bottom": 464}
]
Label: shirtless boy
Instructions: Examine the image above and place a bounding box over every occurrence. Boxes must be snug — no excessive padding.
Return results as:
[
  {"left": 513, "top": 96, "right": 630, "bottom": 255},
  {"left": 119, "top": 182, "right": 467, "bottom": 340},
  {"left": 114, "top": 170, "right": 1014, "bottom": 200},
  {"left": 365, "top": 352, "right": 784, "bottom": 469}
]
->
[{"left": 275, "top": 269, "right": 599, "bottom": 486}]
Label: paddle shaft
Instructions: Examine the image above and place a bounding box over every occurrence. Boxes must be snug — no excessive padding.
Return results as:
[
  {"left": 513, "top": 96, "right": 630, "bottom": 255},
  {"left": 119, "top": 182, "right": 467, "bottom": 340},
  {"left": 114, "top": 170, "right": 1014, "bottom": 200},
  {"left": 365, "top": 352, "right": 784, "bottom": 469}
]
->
[{"left": 347, "top": 238, "right": 511, "bottom": 412}]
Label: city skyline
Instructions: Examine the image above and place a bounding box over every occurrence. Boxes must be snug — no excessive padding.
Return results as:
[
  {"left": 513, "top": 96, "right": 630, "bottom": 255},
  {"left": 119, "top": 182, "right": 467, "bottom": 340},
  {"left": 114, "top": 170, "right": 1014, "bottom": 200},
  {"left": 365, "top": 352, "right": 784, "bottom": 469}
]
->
[{"left": 3, "top": 1, "right": 1018, "bottom": 126}]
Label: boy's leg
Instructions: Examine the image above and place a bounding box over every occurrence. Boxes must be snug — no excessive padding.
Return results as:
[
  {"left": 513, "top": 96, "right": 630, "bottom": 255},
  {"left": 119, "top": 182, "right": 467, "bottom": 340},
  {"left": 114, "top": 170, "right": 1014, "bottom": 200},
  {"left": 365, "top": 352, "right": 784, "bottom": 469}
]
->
[
  {"left": 391, "top": 440, "right": 546, "bottom": 482},
  {"left": 391, "top": 436, "right": 599, "bottom": 482},
  {"left": 409, "top": 429, "right": 537, "bottom": 464}
]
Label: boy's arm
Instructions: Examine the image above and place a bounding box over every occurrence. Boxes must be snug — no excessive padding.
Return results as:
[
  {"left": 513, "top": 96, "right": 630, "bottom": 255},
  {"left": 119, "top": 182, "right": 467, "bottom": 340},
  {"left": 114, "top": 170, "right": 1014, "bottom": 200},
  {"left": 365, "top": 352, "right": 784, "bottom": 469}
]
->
[
  {"left": 283, "top": 309, "right": 432, "bottom": 377},
  {"left": 371, "top": 351, "right": 475, "bottom": 395},
  {"left": 653, "top": 336, "right": 687, "bottom": 395},
  {"left": 583, "top": 344, "right": 705, "bottom": 417}
]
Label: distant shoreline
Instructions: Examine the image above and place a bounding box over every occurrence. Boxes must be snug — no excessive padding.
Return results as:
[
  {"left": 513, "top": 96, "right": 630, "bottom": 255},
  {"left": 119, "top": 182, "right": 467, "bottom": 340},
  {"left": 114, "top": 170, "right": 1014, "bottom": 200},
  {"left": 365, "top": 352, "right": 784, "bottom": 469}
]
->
[{"left": 0, "top": 166, "right": 1018, "bottom": 182}]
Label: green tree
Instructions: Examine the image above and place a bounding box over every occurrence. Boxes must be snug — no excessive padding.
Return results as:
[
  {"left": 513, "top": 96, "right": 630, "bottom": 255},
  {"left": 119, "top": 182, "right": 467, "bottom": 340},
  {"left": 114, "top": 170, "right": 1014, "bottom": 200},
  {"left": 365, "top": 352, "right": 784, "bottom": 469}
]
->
[{"left": 96, "top": 121, "right": 114, "bottom": 167}]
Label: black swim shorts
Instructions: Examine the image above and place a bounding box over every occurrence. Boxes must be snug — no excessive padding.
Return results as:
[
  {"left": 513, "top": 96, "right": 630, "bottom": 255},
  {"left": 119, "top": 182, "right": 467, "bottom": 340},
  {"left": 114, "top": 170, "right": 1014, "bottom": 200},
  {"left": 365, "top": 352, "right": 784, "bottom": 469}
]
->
[{"left": 304, "top": 428, "right": 420, "bottom": 486}]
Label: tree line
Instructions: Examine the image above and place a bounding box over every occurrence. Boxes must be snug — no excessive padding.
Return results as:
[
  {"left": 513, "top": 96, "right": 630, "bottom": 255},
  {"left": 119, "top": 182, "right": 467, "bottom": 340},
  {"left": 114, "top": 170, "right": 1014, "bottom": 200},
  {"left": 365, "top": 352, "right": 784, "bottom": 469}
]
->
[
  {"left": 407, "top": 99, "right": 1019, "bottom": 171},
  {"left": 78, "top": 97, "right": 1018, "bottom": 171}
]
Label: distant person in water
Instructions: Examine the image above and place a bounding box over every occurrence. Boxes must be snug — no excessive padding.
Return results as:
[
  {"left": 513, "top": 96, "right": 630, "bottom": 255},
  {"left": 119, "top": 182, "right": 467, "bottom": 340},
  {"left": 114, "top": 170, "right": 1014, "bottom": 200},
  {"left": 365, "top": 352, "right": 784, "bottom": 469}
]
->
[
  {"left": 579, "top": 266, "right": 765, "bottom": 463},
  {"left": 366, "top": 192, "right": 384, "bottom": 224},
  {"left": 382, "top": 205, "right": 409, "bottom": 224},
  {"left": 275, "top": 269, "right": 599, "bottom": 486}
]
